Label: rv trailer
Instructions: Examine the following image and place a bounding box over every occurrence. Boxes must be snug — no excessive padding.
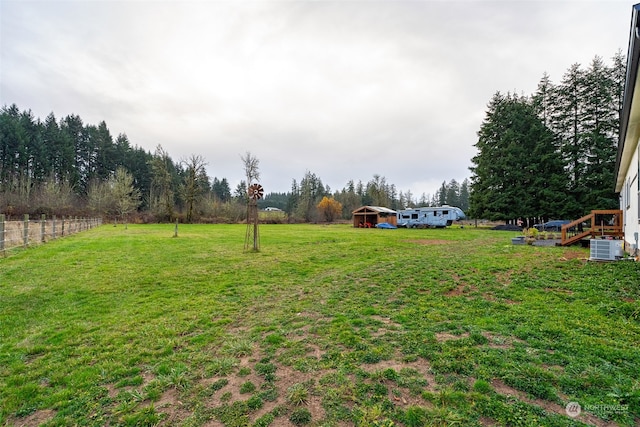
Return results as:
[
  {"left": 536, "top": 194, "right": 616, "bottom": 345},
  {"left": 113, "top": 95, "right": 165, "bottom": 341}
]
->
[{"left": 396, "top": 206, "right": 466, "bottom": 228}]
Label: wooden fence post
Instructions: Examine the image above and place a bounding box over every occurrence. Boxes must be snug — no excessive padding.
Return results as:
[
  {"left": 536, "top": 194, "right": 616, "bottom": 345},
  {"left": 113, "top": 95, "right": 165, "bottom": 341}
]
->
[
  {"left": 23, "top": 214, "right": 29, "bottom": 247},
  {"left": 52, "top": 215, "right": 56, "bottom": 239},
  {"left": 41, "top": 214, "right": 46, "bottom": 243},
  {"left": 0, "top": 214, "right": 5, "bottom": 255}
]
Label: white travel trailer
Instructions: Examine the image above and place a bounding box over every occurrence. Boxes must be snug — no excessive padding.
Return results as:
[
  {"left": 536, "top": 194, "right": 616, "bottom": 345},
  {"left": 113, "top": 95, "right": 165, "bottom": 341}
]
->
[{"left": 397, "top": 206, "right": 466, "bottom": 228}]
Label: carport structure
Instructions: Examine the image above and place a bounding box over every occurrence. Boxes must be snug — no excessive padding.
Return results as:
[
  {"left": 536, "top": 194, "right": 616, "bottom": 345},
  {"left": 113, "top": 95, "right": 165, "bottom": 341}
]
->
[{"left": 352, "top": 206, "right": 397, "bottom": 228}]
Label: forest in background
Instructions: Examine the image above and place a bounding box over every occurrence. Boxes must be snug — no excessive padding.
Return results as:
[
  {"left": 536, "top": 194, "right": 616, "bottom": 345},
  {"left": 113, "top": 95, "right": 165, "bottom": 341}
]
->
[
  {"left": 0, "top": 104, "right": 466, "bottom": 223},
  {"left": 1, "top": 52, "right": 624, "bottom": 224}
]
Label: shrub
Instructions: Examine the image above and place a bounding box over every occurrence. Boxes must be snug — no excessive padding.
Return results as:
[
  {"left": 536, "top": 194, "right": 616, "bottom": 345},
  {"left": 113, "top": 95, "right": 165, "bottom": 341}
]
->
[
  {"left": 287, "top": 383, "right": 309, "bottom": 406},
  {"left": 289, "top": 407, "right": 312, "bottom": 425},
  {"left": 210, "top": 378, "right": 229, "bottom": 392},
  {"left": 240, "top": 381, "right": 256, "bottom": 394},
  {"left": 247, "top": 395, "right": 263, "bottom": 410},
  {"left": 403, "top": 406, "right": 427, "bottom": 427},
  {"left": 206, "top": 357, "right": 238, "bottom": 376},
  {"left": 252, "top": 413, "right": 274, "bottom": 427},
  {"left": 473, "top": 379, "right": 492, "bottom": 394}
]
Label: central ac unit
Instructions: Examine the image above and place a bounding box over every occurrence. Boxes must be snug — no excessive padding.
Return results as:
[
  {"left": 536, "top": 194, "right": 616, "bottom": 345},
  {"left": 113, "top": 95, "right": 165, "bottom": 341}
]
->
[{"left": 590, "top": 239, "right": 624, "bottom": 261}]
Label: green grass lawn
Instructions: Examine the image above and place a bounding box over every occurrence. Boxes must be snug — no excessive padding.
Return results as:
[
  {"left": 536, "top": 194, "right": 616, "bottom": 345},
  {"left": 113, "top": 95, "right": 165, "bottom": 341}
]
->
[{"left": 1, "top": 224, "right": 639, "bottom": 427}]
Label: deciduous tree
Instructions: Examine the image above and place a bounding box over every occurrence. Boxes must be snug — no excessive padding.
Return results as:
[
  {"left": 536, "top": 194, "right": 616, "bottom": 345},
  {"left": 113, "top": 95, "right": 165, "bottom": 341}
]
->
[
  {"left": 112, "top": 167, "right": 141, "bottom": 226},
  {"left": 180, "top": 154, "right": 207, "bottom": 222},
  {"left": 149, "top": 145, "right": 175, "bottom": 221},
  {"left": 317, "top": 196, "right": 343, "bottom": 222}
]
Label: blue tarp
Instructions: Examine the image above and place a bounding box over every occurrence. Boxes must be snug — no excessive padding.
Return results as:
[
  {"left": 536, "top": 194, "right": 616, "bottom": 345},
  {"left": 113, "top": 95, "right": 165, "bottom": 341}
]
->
[{"left": 375, "top": 222, "right": 397, "bottom": 229}]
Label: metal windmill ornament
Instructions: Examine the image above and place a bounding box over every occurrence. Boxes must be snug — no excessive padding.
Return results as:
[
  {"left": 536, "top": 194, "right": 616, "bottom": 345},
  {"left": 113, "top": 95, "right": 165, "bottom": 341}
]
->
[
  {"left": 248, "top": 183, "right": 264, "bottom": 200},
  {"left": 244, "top": 183, "right": 263, "bottom": 252}
]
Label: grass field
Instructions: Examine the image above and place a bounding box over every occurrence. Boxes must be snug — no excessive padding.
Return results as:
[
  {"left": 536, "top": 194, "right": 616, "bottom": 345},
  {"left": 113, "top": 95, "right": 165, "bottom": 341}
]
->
[{"left": 1, "top": 224, "right": 639, "bottom": 427}]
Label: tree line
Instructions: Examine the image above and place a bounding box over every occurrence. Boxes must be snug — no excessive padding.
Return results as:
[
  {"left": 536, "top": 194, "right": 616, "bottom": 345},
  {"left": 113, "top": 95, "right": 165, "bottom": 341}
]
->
[
  {"left": 470, "top": 52, "right": 625, "bottom": 226},
  {"left": 0, "top": 104, "right": 468, "bottom": 222},
  {"left": 279, "top": 173, "right": 469, "bottom": 223}
]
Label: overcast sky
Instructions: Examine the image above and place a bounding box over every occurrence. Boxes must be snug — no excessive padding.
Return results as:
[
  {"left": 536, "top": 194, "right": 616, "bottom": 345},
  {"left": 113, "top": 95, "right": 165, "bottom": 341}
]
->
[{"left": 0, "top": 0, "right": 633, "bottom": 199}]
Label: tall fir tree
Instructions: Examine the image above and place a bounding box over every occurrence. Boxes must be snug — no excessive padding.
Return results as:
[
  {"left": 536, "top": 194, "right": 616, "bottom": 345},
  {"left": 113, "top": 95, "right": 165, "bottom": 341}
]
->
[{"left": 470, "top": 92, "right": 567, "bottom": 222}]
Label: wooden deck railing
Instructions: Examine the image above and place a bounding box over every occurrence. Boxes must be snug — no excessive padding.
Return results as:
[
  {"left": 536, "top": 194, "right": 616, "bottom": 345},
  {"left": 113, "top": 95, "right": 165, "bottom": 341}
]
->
[{"left": 560, "top": 210, "right": 623, "bottom": 246}]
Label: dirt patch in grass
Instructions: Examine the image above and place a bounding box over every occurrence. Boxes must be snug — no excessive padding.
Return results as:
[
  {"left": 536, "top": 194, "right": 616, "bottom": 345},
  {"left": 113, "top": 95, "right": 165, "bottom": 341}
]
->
[
  {"left": 8, "top": 409, "right": 56, "bottom": 427},
  {"left": 491, "top": 379, "right": 618, "bottom": 427},
  {"left": 369, "top": 315, "right": 403, "bottom": 337},
  {"left": 560, "top": 249, "right": 588, "bottom": 261},
  {"left": 305, "top": 342, "right": 325, "bottom": 359},
  {"left": 359, "top": 358, "right": 438, "bottom": 408},
  {"left": 106, "top": 382, "right": 119, "bottom": 399},
  {"left": 435, "top": 332, "right": 470, "bottom": 342},
  {"left": 370, "top": 315, "right": 402, "bottom": 328},
  {"left": 445, "top": 283, "right": 478, "bottom": 297},
  {"left": 278, "top": 364, "right": 326, "bottom": 421},
  {"left": 482, "top": 332, "right": 518, "bottom": 350},
  {"left": 495, "top": 271, "right": 514, "bottom": 286},
  {"left": 156, "top": 388, "right": 191, "bottom": 426},
  {"left": 152, "top": 350, "right": 329, "bottom": 425},
  {"left": 479, "top": 415, "right": 500, "bottom": 426}
]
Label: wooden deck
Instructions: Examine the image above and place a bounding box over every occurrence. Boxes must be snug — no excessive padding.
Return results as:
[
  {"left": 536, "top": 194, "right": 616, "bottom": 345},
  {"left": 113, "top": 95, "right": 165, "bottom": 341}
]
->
[{"left": 560, "top": 210, "right": 623, "bottom": 246}]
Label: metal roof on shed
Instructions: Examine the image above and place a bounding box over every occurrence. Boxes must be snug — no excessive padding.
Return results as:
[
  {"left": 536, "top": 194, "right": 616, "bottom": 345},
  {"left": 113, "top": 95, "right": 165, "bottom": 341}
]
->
[{"left": 352, "top": 206, "right": 397, "bottom": 214}]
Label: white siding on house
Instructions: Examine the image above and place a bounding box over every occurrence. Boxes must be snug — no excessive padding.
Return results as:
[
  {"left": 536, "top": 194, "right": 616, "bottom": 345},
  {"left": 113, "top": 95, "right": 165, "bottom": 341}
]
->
[
  {"left": 620, "top": 140, "right": 640, "bottom": 254},
  {"left": 617, "top": 4, "right": 640, "bottom": 255}
]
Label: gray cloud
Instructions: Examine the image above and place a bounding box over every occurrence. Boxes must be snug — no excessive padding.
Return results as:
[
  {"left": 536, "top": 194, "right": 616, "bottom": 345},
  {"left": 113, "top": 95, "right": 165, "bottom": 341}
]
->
[{"left": 0, "top": 0, "right": 631, "bottom": 198}]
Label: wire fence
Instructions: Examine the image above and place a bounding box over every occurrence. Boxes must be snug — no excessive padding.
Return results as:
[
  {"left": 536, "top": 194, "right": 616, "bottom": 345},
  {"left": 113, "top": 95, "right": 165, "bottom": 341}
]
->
[{"left": 0, "top": 214, "right": 102, "bottom": 256}]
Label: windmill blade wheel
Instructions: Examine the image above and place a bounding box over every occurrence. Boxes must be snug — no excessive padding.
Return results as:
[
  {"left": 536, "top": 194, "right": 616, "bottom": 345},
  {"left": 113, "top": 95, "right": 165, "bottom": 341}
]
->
[{"left": 248, "top": 183, "right": 264, "bottom": 200}]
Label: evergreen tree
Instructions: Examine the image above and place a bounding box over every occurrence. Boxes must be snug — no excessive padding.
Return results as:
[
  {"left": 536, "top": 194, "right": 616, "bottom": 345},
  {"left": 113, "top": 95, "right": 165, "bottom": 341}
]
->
[
  {"left": 91, "top": 121, "right": 116, "bottom": 182},
  {"left": 286, "top": 179, "right": 299, "bottom": 220},
  {"left": 335, "top": 180, "right": 362, "bottom": 219},
  {"left": 233, "top": 180, "right": 247, "bottom": 201},
  {"left": 0, "top": 105, "right": 21, "bottom": 187},
  {"left": 459, "top": 178, "right": 470, "bottom": 212},
  {"left": 554, "top": 63, "right": 586, "bottom": 214},
  {"left": 124, "top": 144, "right": 153, "bottom": 209},
  {"left": 532, "top": 72, "right": 556, "bottom": 128},
  {"left": 296, "top": 171, "right": 325, "bottom": 222},
  {"left": 611, "top": 50, "right": 627, "bottom": 117},
  {"left": 259, "top": 191, "right": 288, "bottom": 210},
  {"left": 580, "top": 56, "right": 619, "bottom": 210},
  {"left": 445, "top": 179, "right": 460, "bottom": 207},
  {"left": 437, "top": 181, "right": 447, "bottom": 206},
  {"left": 59, "top": 114, "right": 84, "bottom": 191},
  {"left": 212, "top": 177, "right": 231, "bottom": 202},
  {"left": 470, "top": 92, "right": 567, "bottom": 221},
  {"left": 42, "top": 113, "right": 60, "bottom": 182},
  {"left": 366, "top": 174, "right": 390, "bottom": 206}
]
